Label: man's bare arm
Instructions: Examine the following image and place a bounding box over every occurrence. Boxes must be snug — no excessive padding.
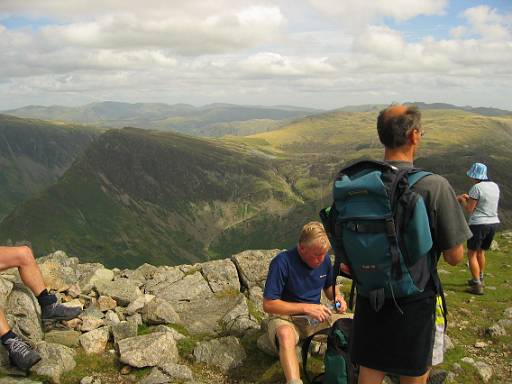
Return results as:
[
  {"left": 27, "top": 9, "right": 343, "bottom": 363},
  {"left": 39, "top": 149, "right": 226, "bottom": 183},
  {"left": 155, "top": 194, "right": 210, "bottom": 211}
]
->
[
  {"left": 263, "top": 298, "right": 332, "bottom": 322},
  {"left": 442, "top": 244, "right": 465, "bottom": 266}
]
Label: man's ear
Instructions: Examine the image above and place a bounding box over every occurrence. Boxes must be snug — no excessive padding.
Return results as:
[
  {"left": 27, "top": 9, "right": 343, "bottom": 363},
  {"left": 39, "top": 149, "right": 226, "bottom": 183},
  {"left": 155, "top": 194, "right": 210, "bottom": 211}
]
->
[{"left": 409, "top": 128, "right": 421, "bottom": 145}]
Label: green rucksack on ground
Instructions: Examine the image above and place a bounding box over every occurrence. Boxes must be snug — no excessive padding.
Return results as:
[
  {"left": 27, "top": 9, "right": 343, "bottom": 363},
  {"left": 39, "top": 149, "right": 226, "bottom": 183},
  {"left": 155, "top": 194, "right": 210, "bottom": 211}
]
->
[
  {"left": 320, "top": 160, "right": 440, "bottom": 312},
  {"left": 302, "top": 318, "right": 358, "bottom": 384}
]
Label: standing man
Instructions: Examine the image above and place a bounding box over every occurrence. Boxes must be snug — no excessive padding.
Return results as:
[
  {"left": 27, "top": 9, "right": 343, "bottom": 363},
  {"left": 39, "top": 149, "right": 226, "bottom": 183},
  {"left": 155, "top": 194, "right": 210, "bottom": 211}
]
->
[
  {"left": 351, "top": 105, "right": 472, "bottom": 384},
  {"left": 0, "top": 246, "right": 82, "bottom": 371},
  {"left": 457, "top": 162, "right": 500, "bottom": 295},
  {"left": 263, "top": 221, "right": 347, "bottom": 384}
]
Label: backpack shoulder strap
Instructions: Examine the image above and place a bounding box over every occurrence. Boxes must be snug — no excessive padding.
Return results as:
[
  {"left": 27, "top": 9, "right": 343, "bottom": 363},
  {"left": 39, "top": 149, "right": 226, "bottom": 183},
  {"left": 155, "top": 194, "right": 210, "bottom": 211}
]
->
[
  {"left": 407, "top": 169, "right": 432, "bottom": 188},
  {"left": 301, "top": 327, "right": 331, "bottom": 384},
  {"left": 337, "top": 159, "right": 396, "bottom": 178}
]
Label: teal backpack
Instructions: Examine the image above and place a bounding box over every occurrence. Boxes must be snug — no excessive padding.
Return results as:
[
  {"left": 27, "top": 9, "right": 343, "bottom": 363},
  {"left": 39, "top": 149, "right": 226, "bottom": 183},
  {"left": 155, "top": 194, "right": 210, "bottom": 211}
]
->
[
  {"left": 302, "top": 318, "right": 358, "bottom": 384},
  {"left": 320, "top": 160, "right": 441, "bottom": 312}
]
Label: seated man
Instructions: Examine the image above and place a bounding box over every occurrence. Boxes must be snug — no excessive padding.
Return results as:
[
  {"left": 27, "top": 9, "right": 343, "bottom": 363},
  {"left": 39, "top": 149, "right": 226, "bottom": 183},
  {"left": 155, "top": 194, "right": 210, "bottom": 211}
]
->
[
  {"left": 0, "top": 246, "right": 82, "bottom": 371},
  {"left": 263, "top": 221, "right": 347, "bottom": 384}
]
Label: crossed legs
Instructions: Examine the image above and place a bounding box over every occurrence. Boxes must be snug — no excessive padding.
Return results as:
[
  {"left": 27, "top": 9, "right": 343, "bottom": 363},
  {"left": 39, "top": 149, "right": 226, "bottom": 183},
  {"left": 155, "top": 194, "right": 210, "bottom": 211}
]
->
[{"left": 0, "top": 246, "right": 47, "bottom": 336}]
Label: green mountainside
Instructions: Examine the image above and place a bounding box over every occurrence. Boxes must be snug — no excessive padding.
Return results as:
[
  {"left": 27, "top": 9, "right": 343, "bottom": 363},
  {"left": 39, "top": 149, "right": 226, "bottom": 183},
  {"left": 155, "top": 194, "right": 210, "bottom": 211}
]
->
[
  {"left": 0, "top": 109, "right": 510, "bottom": 268},
  {"left": 0, "top": 114, "right": 99, "bottom": 218},
  {"left": 212, "top": 109, "right": 512, "bottom": 255},
  {"left": 4, "top": 101, "right": 321, "bottom": 137},
  {"left": 0, "top": 128, "right": 301, "bottom": 267}
]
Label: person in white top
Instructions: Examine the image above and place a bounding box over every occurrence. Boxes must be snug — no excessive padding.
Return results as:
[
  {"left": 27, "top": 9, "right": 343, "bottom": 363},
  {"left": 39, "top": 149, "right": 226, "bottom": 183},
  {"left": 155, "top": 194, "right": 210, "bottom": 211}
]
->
[{"left": 457, "top": 162, "right": 500, "bottom": 295}]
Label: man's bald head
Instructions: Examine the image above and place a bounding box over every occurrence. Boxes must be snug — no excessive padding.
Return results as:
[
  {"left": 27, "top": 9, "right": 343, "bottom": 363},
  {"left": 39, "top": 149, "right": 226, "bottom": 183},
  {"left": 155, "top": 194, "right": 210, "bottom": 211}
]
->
[{"left": 377, "top": 104, "right": 421, "bottom": 149}]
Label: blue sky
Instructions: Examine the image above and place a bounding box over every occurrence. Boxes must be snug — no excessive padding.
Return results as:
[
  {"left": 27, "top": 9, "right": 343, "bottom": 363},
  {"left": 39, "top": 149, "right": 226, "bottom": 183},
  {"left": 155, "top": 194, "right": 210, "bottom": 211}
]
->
[{"left": 0, "top": 0, "right": 511, "bottom": 110}]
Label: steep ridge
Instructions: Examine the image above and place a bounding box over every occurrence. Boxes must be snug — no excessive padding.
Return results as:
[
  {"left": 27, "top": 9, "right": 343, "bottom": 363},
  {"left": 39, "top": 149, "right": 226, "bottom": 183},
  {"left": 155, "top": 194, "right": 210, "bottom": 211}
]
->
[
  {"left": 0, "top": 128, "right": 300, "bottom": 267},
  {"left": 0, "top": 114, "right": 99, "bottom": 218}
]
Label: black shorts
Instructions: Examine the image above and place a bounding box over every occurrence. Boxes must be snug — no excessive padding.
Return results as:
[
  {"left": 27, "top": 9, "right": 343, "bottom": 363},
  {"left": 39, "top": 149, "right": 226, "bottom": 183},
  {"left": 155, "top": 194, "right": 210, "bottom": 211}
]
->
[
  {"left": 467, "top": 224, "right": 498, "bottom": 250},
  {"left": 350, "top": 293, "right": 436, "bottom": 377}
]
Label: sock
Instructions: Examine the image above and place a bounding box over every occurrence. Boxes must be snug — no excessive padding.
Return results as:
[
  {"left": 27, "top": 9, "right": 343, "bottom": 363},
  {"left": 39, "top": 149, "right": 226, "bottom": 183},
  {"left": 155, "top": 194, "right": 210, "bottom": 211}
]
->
[
  {"left": 480, "top": 272, "right": 484, "bottom": 280},
  {"left": 1, "top": 330, "right": 17, "bottom": 345},
  {"left": 472, "top": 278, "right": 480, "bottom": 284},
  {"left": 37, "top": 289, "right": 57, "bottom": 307}
]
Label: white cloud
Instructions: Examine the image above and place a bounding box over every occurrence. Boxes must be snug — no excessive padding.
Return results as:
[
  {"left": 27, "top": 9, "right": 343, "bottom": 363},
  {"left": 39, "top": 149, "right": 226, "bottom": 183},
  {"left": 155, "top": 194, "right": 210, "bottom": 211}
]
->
[
  {"left": 307, "top": 0, "right": 447, "bottom": 29},
  {"left": 0, "top": 1, "right": 511, "bottom": 110},
  {"left": 462, "top": 5, "right": 511, "bottom": 41}
]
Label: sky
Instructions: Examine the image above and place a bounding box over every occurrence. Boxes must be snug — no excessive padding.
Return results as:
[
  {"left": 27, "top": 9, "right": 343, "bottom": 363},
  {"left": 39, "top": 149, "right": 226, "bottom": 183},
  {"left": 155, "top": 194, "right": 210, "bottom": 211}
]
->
[{"left": 0, "top": 0, "right": 511, "bottom": 110}]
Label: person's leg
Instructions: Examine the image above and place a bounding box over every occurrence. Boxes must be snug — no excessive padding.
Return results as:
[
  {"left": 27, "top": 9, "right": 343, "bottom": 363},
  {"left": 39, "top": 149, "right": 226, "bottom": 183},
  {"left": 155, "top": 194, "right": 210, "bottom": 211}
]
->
[
  {"left": 358, "top": 366, "right": 386, "bottom": 384},
  {"left": 0, "top": 310, "right": 11, "bottom": 337},
  {"left": 276, "top": 324, "right": 301, "bottom": 383},
  {"left": 399, "top": 368, "right": 430, "bottom": 384},
  {"left": 0, "top": 246, "right": 81, "bottom": 321},
  {"left": 476, "top": 249, "right": 485, "bottom": 279},
  {"left": 0, "top": 246, "right": 45, "bottom": 295},
  {"left": 467, "top": 249, "right": 480, "bottom": 281}
]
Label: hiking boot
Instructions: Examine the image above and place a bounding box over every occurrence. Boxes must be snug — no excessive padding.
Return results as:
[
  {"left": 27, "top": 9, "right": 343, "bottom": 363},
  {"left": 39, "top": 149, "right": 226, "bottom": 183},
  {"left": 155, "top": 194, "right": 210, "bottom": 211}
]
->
[
  {"left": 41, "top": 302, "right": 82, "bottom": 321},
  {"left": 467, "top": 278, "right": 484, "bottom": 287},
  {"left": 4, "top": 337, "right": 41, "bottom": 371},
  {"left": 466, "top": 283, "right": 484, "bottom": 295},
  {"left": 428, "top": 369, "right": 448, "bottom": 384}
]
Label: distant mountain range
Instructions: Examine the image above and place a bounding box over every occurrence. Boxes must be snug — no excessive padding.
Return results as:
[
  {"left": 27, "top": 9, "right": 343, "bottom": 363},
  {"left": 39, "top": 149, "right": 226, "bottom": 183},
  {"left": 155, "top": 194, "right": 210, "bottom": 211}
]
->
[
  {"left": 0, "top": 108, "right": 510, "bottom": 268},
  {"left": 0, "top": 114, "right": 98, "bottom": 219},
  {"left": 3, "top": 102, "right": 322, "bottom": 137},
  {"left": 336, "top": 102, "right": 512, "bottom": 116}
]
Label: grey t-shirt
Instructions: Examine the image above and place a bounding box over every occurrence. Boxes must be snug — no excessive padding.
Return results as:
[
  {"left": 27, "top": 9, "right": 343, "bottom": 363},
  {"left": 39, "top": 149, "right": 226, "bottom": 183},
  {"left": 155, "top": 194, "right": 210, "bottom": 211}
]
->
[
  {"left": 468, "top": 181, "right": 500, "bottom": 225},
  {"left": 387, "top": 161, "right": 472, "bottom": 254}
]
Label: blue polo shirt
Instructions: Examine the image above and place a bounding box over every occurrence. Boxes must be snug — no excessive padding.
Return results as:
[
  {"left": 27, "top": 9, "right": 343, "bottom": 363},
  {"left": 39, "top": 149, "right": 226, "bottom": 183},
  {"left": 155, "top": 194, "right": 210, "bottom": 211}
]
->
[{"left": 263, "top": 247, "right": 334, "bottom": 304}]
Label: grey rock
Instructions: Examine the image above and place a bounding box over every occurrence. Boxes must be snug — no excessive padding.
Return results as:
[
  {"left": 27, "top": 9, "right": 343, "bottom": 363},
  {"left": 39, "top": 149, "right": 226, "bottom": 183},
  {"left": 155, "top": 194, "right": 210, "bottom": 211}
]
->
[
  {"left": 97, "top": 296, "right": 117, "bottom": 312},
  {"left": 80, "top": 378, "right": 94, "bottom": 384},
  {"left": 81, "top": 317, "right": 105, "bottom": 332},
  {"left": 80, "top": 305, "right": 105, "bottom": 320},
  {"left": 194, "top": 336, "right": 246, "bottom": 372},
  {"left": 112, "top": 321, "right": 138, "bottom": 346},
  {"left": 32, "top": 342, "right": 76, "bottom": 383},
  {"left": 221, "top": 295, "right": 259, "bottom": 336},
  {"left": 474, "top": 361, "right": 493, "bottom": 383},
  {"left": 201, "top": 259, "right": 240, "bottom": 293},
  {"left": 136, "top": 263, "right": 158, "bottom": 280},
  {"left": 247, "top": 286, "right": 264, "bottom": 316},
  {"left": 142, "top": 298, "right": 180, "bottom": 325},
  {"left": 232, "top": 249, "right": 281, "bottom": 289},
  {"left": 45, "top": 330, "right": 81, "bottom": 348},
  {"left": 95, "top": 278, "right": 142, "bottom": 306},
  {"left": 490, "top": 240, "right": 499, "bottom": 251},
  {"left": 444, "top": 334, "right": 454, "bottom": 351},
  {"left": 144, "top": 266, "right": 184, "bottom": 294},
  {"left": 104, "top": 310, "right": 121, "bottom": 325},
  {"left": 38, "top": 250, "right": 79, "bottom": 268},
  {"left": 148, "top": 272, "right": 211, "bottom": 303},
  {"left": 79, "top": 327, "right": 110, "bottom": 354},
  {"left": 138, "top": 368, "right": 171, "bottom": 384},
  {"left": 486, "top": 324, "right": 506, "bottom": 337},
  {"left": 126, "top": 294, "right": 154, "bottom": 315},
  {"left": 37, "top": 256, "right": 76, "bottom": 293},
  {"left": 78, "top": 266, "right": 114, "bottom": 294},
  {"left": 160, "top": 362, "right": 193, "bottom": 381},
  {"left": 6, "top": 284, "right": 43, "bottom": 342},
  {"left": 497, "top": 319, "right": 512, "bottom": 328},
  {"left": 153, "top": 326, "right": 186, "bottom": 340},
  {"left": 174, "top": 292, "right": 241, "bottom": 335},
  {"left": 257, "top": 333, "right": 276, "bottom": 356},
  {"left": 0, "top": 378, "right": 44, "bottom": 383},
  {"left": 504, "top": 307, "right": 512, "bottom": 319},
  {"left": 118, "top": 332, "right": 178, "bottom": 368},
  {"left": 0, "top": 276, "right": 14, "bottom": 308},
  {"left": 127, "top": 313, "right": 143, "bottom": 327}
]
